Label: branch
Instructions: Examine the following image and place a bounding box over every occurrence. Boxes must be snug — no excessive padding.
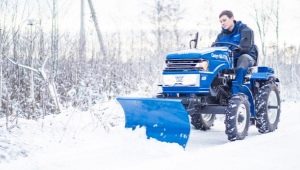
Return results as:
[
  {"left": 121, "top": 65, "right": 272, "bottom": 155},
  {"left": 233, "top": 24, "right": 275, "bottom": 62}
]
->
[
  {"left": 6, "top": 56, "right": 61, "bottom": 112},
  {"left": 41, "top": 55, "right": 50, "bottom": 72},
  {"left": 6, "top": 57, "right": 40, "bottom": 74}
]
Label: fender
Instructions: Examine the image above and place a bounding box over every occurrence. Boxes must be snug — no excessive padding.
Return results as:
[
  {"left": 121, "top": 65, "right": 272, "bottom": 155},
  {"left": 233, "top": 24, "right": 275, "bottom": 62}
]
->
[
  {"left": 232, "top": 83, "right": 256, "bottom": 117},
  {"left": 250, "top": 66, "right": 276, "bottom": 81}
]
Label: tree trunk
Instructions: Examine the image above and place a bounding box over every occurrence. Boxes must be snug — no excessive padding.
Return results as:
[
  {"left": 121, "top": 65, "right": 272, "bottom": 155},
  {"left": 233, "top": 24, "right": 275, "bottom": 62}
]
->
[
  {"left": 79, "top": 0, "right": 86, "bottom": 62},
  {"left": 87, "top": 0, "right": 107, "bottom": 57}
]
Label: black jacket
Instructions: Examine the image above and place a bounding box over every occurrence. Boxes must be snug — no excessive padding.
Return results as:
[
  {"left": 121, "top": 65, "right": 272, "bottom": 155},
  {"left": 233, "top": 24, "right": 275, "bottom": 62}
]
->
[{"left": 215, "top": 21, "right": 258, "bottom": 61}]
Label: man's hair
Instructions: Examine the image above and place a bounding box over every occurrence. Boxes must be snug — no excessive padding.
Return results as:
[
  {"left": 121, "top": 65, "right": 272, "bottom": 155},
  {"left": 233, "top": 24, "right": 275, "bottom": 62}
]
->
[{"left": 219, "top": 10, "right": 234, "bottom": 18}]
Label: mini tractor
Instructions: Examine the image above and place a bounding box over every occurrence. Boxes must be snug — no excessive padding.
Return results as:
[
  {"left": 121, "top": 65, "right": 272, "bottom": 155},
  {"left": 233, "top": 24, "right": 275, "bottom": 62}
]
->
[{"left": 117, "top": 33, "right": 281, "bottom": 148}]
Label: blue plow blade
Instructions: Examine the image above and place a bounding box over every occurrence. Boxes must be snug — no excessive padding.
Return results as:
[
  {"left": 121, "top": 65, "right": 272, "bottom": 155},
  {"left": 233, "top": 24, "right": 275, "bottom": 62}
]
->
[{"left": 117, "top": 97, "right": 190, "bottom": 148}]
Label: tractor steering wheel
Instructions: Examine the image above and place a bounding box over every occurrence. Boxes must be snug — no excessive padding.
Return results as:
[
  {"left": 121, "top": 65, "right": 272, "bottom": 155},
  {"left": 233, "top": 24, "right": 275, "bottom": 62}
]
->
[{"left": 212, "top": 42, "right": 241, "bottom": 52}]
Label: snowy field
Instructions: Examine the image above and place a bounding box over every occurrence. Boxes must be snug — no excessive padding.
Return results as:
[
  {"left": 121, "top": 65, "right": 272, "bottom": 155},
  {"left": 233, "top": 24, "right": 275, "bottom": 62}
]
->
[{"left": 0, "top": 99, "right": 299, "bottom": 170}]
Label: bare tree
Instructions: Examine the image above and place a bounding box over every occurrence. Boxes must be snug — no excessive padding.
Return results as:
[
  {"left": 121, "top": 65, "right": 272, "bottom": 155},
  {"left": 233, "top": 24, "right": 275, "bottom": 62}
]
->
[
  {"left": 79, "top": 0, "right": 86, "bottom": 62},
  {"left": 252, "top": 0, "right": 278, "bottom": 66},
  {"left": 0, "top": 28, "right": 3, "bottom": 113},
  {"left": 150, "top": 0, "right": 166, "bottom": 54},
  {"left": 28, "top": 20, "right": 36, "bottom": 118},
  {"left": 273, "top": 0, "right": 280, "bottom": 57},
  {"left": 165, "top": 0, "right": 184, "bottom": 48},
  {"left": 87, "top": 0, "right": 107, "bottom": 57},
  {"left": 252, "top": 0, "right": 281, "bottom": 72},
  {"left": 270, "top": 0, "right": 280, "bottom": 74},
  {"left": 51, "top": 0, "right": 59, "bottom": 79},
  {"left": 144, "top": 0, "right": 184, "bottom": 66},
  {"left": 6, "top": 56, "right": 62, "bottom": 112}
]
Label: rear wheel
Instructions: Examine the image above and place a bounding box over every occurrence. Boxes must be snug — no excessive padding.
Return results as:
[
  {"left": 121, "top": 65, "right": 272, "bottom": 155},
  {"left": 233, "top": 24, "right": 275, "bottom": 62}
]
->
[
  {"left": 191, "top": 113, "right": 216, "bottom": 130},
  {"left": 255, "top": 82, "right": 281, "bottom": 133},
  {"left": 225, "top": 94, "right": 250, "bottom": 141}
]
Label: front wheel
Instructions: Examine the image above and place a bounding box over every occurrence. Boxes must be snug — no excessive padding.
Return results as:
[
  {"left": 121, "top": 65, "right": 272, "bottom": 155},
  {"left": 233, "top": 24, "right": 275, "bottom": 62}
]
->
[
  {"left": 191, "top": 113, "right": 216, "bottom": 130},
  {"left": 255, "top": 82, "right": 281, "bottom": 133},
  {"left": 225, "top": 94, "right": 250, "bottom": 141}
]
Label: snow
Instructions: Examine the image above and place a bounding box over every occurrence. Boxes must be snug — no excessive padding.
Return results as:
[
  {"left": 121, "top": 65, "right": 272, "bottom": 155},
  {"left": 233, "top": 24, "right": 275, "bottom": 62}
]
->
[{"left": 1, "top": 100, "right": 300, "bottom": 170}]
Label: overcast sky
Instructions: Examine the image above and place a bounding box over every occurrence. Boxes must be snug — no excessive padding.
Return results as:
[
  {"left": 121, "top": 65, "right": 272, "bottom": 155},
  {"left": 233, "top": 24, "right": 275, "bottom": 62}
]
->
[
  {"left": 57, "top": 0, "right": 299, "bottom": 46},
  {"left": 2, "top": 0, "right": 299, "bottom": 46}
]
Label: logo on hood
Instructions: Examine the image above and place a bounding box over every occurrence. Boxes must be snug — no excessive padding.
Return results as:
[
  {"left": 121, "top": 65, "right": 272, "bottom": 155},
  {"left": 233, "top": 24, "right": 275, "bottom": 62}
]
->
[{"left": 211, "top": 53, "right": 227, "bottom": 60}]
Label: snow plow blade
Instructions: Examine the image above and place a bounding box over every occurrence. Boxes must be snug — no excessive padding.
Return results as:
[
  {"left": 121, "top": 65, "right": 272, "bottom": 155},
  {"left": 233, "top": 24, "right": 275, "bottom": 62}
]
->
[{"left": 117, "top": 97, "right": 190, "bottom": 148}]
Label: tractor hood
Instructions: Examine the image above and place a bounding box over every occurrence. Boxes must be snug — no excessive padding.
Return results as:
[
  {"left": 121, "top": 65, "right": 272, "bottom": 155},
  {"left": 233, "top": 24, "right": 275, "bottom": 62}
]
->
[{"left": 166, "top": 47, "right": 230, "bottom": 60}]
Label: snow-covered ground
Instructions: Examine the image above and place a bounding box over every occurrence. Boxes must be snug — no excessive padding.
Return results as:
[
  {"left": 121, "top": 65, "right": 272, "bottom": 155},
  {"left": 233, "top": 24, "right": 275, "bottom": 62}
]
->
[{"left": 0, "top": 99, "right": 299, "bottom": 170}]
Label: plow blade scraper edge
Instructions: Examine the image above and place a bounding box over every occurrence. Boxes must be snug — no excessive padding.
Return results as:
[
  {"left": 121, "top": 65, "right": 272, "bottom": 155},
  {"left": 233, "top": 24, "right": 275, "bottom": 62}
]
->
[{"left": 117, "top": 97, "right": 190, "bottom": 148}]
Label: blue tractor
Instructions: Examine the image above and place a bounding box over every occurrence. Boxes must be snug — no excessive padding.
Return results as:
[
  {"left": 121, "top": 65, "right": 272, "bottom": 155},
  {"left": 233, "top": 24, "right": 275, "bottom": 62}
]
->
[{"left": 117, "top": 33, "right": 281, "bottom": 148}]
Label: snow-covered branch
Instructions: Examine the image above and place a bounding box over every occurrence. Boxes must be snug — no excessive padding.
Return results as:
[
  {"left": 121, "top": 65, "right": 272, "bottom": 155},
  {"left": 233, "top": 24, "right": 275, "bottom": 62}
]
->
[
  {"left": 6, "top": 57, "right": 40, "bottom": 74},
  {"left": 5, "top": 56, "right": 61, "bottom": 113}
]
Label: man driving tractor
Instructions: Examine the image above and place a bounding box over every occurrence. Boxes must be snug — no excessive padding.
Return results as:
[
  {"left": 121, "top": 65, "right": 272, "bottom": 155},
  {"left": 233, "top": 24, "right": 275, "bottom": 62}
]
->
[{"left": 214, "top": 10, "right": 258, "bottom": 86}]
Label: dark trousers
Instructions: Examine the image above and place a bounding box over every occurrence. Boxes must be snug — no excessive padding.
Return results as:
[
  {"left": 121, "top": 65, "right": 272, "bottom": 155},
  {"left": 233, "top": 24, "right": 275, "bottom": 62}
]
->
[
  {"left": 236, "top": 54, "right": 255, "bottom": 69},
  {"left": 235, "top": 54, "right": 255, "bottom": 84}
]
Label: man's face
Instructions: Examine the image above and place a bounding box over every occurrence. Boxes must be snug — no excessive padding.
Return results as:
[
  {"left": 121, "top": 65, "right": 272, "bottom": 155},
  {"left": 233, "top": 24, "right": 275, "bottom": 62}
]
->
[{"left": 219, "top": 15, "right": 235, "bottom": 31}]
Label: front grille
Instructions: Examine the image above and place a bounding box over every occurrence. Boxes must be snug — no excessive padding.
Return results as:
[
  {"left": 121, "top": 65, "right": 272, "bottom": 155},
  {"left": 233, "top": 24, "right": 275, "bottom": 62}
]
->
[{"left": 165, "top": 59, "right": 203, "bottom": 71}]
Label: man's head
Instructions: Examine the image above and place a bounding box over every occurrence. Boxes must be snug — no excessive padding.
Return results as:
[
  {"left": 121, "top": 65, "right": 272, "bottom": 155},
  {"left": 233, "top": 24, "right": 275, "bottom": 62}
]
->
[{"left": 219, "top": 10, "right": 235, "bottom": 31}]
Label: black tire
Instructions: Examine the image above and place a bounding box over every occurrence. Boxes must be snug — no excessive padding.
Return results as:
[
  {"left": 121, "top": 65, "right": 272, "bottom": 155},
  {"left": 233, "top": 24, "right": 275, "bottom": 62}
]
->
[
  {"left": 225, "top": 94, "right": 250, "bottom": 141},
  {"left": 191, "top": 113, "right": 216, "bottom": 130},
  {"left": 255, "top": 82, "right": 281, "bottom": 133}
]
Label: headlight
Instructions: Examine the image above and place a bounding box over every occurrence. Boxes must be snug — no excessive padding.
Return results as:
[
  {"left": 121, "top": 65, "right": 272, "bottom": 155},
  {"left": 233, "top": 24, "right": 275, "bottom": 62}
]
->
[
  {"left": 163, "top": 60, "right": 168, "bottom": 69},
  {"left": 195, "top": 60, "right": 209, "bottom": 71}
]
